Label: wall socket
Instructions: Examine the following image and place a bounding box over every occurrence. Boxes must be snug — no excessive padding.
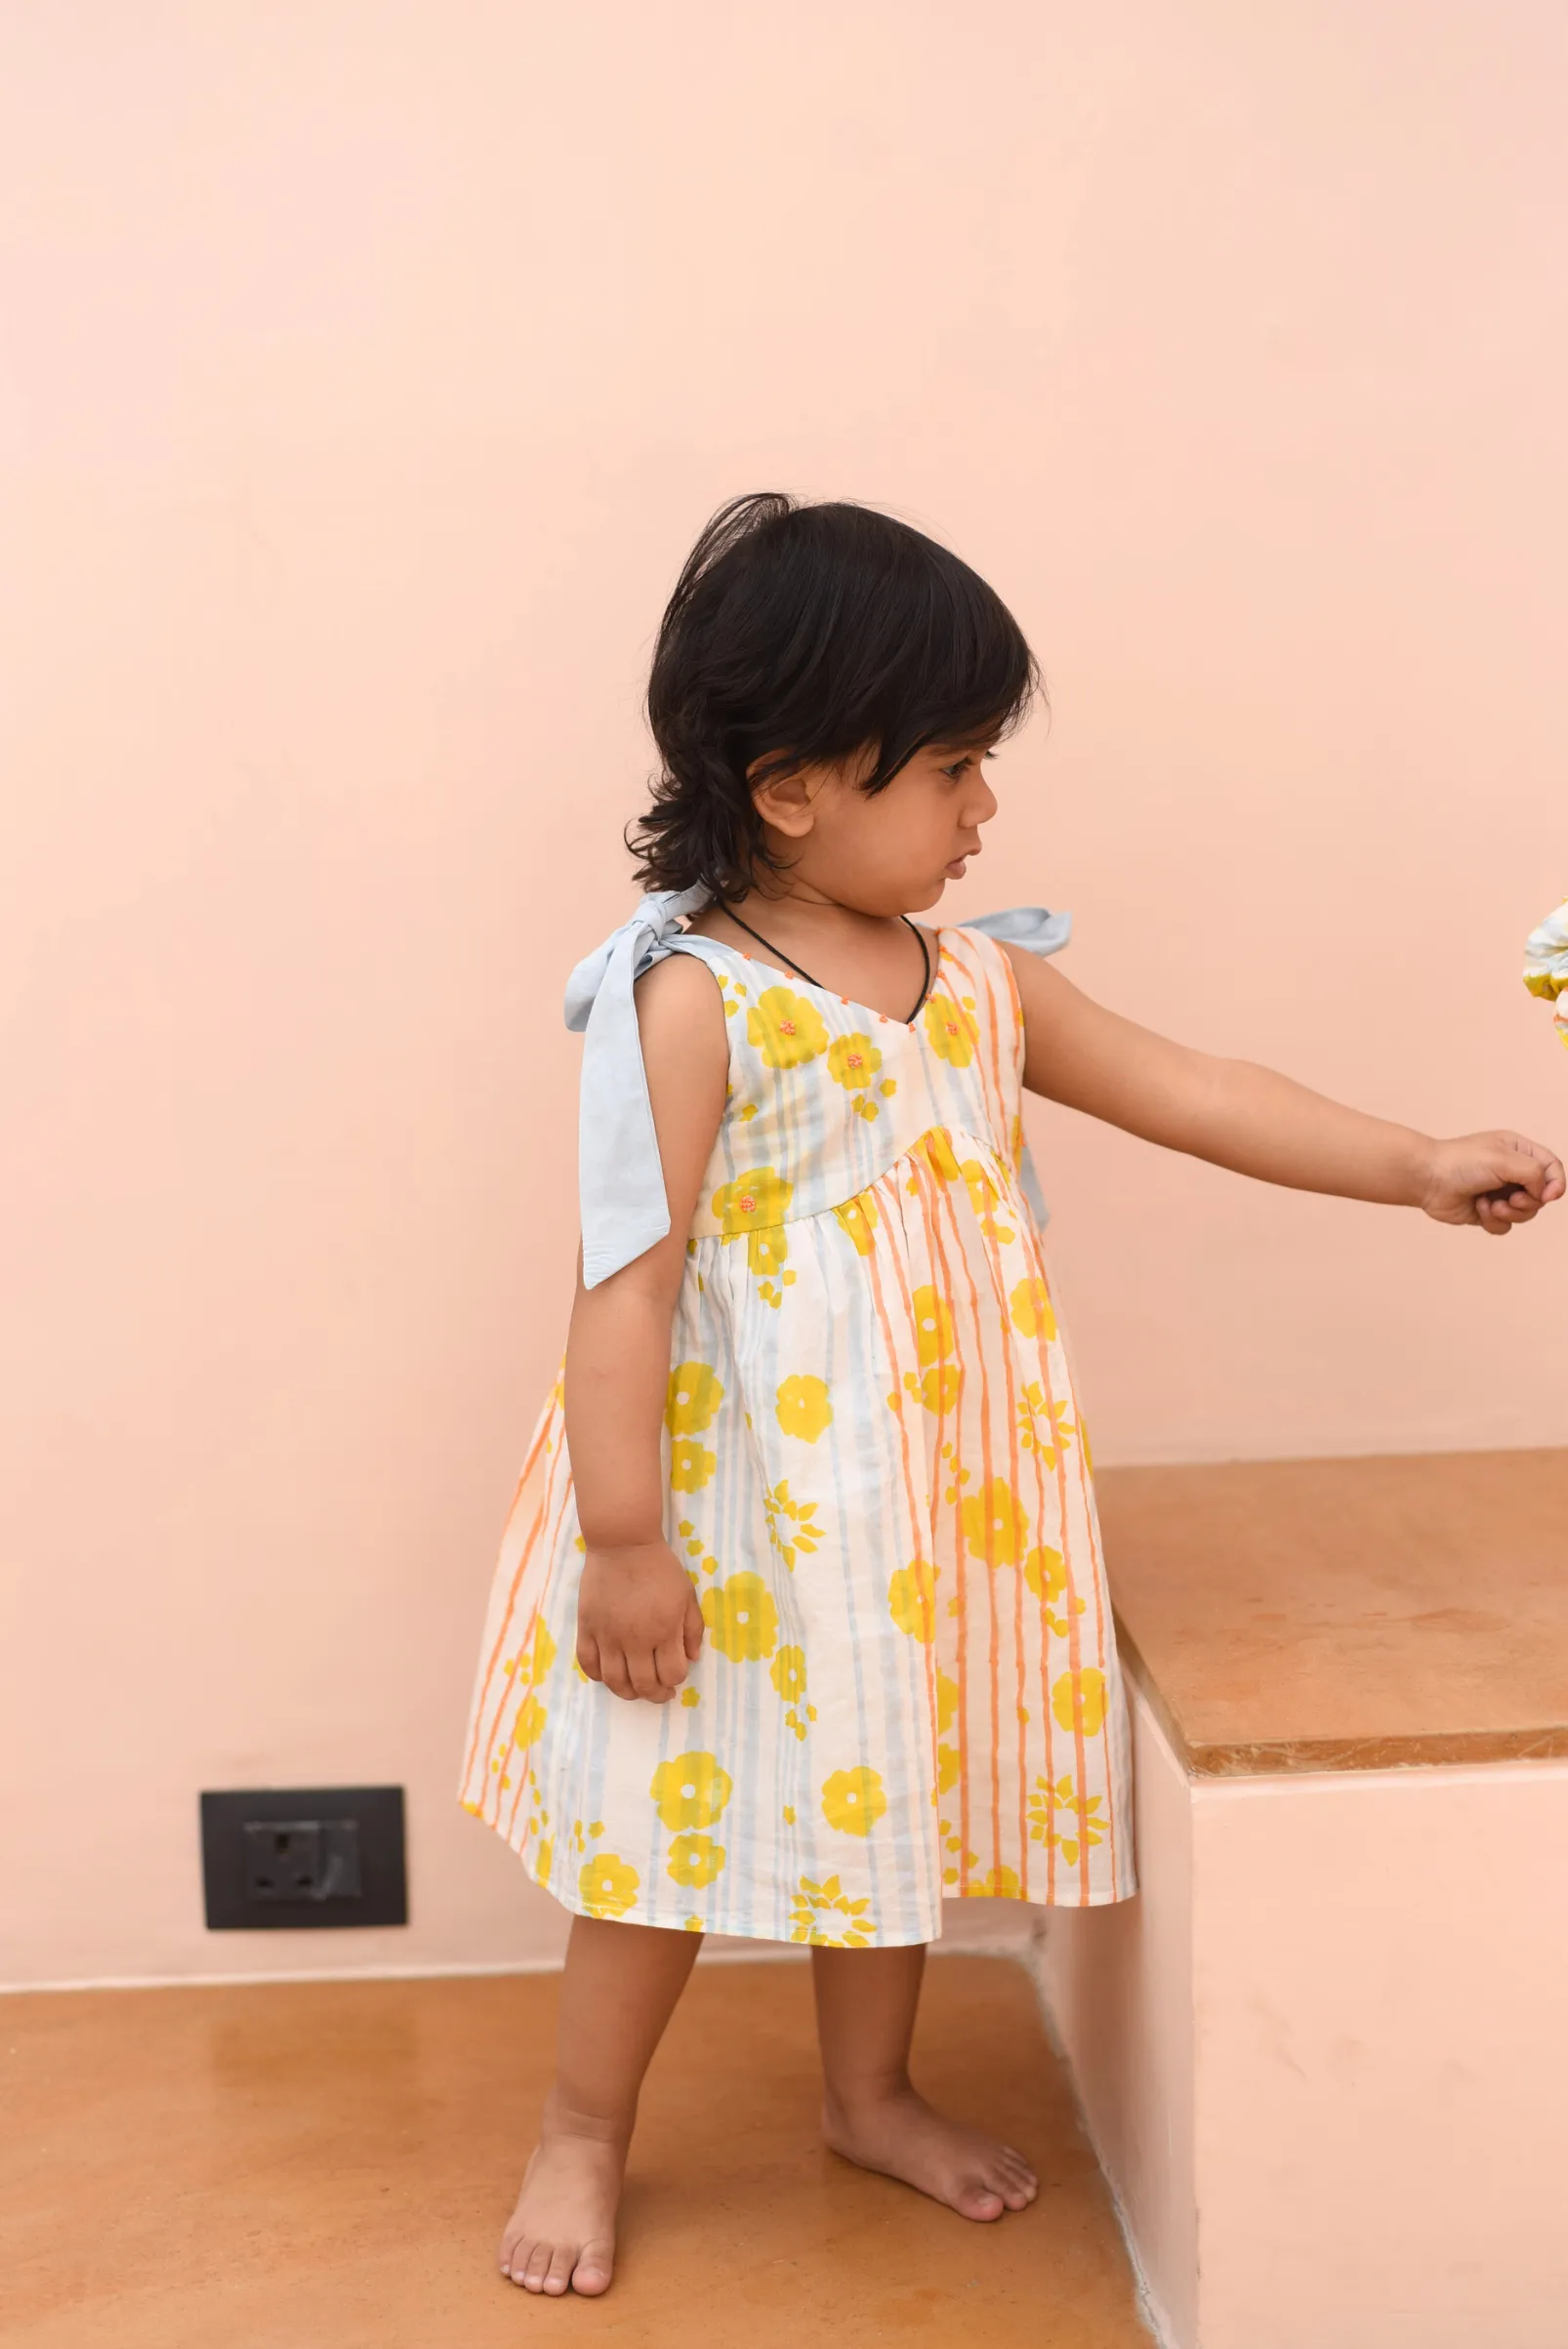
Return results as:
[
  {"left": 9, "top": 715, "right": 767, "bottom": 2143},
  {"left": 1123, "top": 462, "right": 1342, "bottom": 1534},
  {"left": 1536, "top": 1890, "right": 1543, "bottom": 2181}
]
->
[{"left": 200, "top": 1786, "right": 407, "bottom": 1930}]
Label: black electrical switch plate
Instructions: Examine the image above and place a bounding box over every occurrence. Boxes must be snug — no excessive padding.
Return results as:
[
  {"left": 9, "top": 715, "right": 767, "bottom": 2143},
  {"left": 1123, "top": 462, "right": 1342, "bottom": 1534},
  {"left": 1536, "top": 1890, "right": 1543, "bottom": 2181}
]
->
[{"left": 200, "top": 1787, "right": 406, "bottom": 1929}]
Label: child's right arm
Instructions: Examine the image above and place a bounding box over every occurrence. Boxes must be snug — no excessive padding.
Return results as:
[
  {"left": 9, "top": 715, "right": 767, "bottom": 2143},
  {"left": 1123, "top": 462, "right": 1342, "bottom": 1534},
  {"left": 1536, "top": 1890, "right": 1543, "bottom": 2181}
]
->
[{"left": 563, "top": 953, "right": 730, "bottom": 1704}]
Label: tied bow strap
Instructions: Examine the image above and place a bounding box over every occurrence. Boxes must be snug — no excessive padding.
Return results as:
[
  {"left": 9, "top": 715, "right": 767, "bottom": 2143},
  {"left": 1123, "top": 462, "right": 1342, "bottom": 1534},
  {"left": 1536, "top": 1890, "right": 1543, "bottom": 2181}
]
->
[
  {"left": 565, "top": 885, "right": 710, "bottom": 1288},
  {"left": 963, "top": 905, "right": 1073, "bottom": 959}
]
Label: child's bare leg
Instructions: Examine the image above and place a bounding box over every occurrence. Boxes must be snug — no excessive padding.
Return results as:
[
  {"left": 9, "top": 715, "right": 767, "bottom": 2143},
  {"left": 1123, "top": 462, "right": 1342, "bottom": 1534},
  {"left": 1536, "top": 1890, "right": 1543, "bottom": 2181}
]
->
[
  {"left": 812, "top": 1942, "right": 1038, "bottom": 2222},
  {"left": 501, "top": 1915, "right": 701, "bottom": 2295}
]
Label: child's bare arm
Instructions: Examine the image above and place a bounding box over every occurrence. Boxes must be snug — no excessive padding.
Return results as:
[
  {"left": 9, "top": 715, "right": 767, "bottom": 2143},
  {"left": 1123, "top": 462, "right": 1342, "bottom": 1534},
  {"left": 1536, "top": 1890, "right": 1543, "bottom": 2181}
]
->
[
  {"left": 564, "top": 955, "right": 729, "bottom": 1702},
  {"left": 1006, "top": 948, "right": 1564, "bottom": 1235}
]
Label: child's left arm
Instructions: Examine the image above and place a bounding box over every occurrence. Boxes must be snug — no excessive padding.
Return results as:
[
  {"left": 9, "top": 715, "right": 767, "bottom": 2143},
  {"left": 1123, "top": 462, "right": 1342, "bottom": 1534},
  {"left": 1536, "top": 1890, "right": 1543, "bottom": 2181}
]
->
[{"left": 1005, "top": 950, "right": 1564, "bottom": 1235}]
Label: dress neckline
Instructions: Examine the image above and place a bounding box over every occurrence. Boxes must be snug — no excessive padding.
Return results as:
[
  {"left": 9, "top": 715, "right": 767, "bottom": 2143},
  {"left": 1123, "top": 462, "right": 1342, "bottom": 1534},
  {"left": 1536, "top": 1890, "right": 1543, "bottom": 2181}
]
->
[{"left": 678, "top": 927, "right": 946, "bottom": 1035}]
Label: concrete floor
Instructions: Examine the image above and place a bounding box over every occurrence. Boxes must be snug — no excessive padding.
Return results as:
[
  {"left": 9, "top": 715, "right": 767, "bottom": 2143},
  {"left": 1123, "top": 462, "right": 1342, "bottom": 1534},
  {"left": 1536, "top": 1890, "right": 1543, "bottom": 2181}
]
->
[{"left": 4, "top": 1953, "right": 1150, "bottom": 2348}]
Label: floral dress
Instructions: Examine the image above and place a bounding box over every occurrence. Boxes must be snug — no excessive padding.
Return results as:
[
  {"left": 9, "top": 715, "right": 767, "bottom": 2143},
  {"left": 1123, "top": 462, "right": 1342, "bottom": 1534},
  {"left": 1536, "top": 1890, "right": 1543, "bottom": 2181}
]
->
[{"left": 459, "top": 922, "right": 1135, "bottom": 1945}]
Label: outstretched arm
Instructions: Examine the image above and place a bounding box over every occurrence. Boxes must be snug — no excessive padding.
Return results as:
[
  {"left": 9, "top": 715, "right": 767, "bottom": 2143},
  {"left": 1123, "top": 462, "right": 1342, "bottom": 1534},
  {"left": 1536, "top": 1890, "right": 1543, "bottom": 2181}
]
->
[
  {"left": 1005, "top": 948, "right": 1563, "bottom": 1236},
  {"left": 563, "top": 954, "right": 729, "bottom": 1700}
]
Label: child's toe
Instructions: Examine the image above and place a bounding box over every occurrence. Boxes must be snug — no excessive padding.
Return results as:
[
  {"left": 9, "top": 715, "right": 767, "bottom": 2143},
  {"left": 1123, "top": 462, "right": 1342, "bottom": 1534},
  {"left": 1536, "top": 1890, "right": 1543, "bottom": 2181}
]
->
[
  {"left": 956, "top": 2179, "right": 1007, "bottom": 2221},
  {"left": 571, "top": 2238, "right": 616, "bottom": 2295},
  {"left": 541, "top": 2245, "right": 577, "bottom": 2295},
  {"left": 519, "top": 2242, "right": 557, "bottom": 2292},
  {"left": 499, "top": 2232, "right": 530, "bottom": 2283}
]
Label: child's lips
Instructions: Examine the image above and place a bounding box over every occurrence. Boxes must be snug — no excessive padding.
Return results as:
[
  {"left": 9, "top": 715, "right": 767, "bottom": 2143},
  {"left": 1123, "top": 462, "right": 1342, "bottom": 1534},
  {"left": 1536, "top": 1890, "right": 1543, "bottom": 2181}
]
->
[{"left": 945, "top": 856, "right": 970, "bottom": 879}]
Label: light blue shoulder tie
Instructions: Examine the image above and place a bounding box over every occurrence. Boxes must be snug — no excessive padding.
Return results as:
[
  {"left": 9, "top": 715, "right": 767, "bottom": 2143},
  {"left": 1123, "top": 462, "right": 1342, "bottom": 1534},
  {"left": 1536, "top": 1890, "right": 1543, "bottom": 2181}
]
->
[{"left": 565, "top": 897, "right": 1070, "bottom": 1287}]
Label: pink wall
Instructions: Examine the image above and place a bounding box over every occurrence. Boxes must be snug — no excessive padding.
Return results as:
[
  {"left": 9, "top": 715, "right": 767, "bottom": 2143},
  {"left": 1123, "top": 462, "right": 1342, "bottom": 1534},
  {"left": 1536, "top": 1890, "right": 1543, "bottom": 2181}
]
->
[{"left": 3, "top": 3, "right": 1565, "bottom": 1985}]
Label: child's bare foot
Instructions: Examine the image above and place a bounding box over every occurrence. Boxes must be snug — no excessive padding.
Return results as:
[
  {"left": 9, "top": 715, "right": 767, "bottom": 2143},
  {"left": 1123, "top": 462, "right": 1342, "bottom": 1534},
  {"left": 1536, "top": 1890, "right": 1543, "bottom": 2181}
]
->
[
  {"left": 823, "top": 2085, "right": 1038, "bottom": 2222},
  {"left": 499, "top": 2115, "right": 624, "bottom": 2295}
]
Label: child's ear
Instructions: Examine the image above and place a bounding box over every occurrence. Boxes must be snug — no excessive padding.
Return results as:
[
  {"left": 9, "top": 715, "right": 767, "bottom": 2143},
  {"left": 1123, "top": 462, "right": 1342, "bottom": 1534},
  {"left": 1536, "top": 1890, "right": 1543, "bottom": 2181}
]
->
[{"left": 748, "top": 759, "right": 820, "bottom": 841}]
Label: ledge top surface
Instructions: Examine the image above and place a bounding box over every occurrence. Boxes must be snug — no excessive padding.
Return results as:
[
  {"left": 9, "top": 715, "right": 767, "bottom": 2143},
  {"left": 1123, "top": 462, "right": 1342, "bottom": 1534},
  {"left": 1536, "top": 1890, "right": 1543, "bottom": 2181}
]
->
[{"left": 1095, "top": 1448, "right": 1568, "bottom": 1776}]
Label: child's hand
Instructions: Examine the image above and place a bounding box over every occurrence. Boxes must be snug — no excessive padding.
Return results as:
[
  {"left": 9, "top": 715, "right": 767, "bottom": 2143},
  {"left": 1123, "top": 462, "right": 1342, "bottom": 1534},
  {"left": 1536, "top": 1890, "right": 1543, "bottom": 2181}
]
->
[
  {"left": 576, "top": 1539, "right": 705, "bottom": 1703},
  {"left": 1420, "top": 1132, "right": 1565, "bottom": 1235}
]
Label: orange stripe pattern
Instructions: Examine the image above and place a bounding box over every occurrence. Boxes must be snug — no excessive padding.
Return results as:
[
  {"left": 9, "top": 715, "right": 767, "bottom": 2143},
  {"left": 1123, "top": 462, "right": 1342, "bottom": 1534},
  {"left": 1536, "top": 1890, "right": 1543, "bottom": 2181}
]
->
[{"left": 458, "top": 927, "right": 1135, "bottom": 1942}]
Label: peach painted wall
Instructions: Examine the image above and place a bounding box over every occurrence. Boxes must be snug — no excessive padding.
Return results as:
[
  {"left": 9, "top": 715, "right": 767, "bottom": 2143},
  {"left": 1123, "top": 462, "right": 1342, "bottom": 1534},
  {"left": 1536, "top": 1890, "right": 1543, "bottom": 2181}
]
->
[{"left": 3, "top": 4, "right": 1565, "bottom": 1985}]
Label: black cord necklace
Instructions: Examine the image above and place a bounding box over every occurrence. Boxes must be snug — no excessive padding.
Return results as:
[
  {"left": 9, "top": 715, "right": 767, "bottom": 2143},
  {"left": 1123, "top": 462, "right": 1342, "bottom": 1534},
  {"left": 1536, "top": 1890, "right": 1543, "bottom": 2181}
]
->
[{"left": 715, "top": 905, "right": 932, "bottom": 1023}]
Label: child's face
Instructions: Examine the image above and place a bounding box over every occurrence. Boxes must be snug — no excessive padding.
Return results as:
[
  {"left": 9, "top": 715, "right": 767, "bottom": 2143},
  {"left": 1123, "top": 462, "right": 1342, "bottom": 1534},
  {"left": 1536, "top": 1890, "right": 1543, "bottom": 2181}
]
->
[{"left": 753, "top": 740, "right": 1000, "bottom": 916}]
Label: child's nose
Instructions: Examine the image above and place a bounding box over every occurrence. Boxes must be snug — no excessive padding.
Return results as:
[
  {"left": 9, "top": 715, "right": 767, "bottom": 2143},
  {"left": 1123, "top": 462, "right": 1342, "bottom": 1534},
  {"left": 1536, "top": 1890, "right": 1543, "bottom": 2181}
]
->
[{"left": 970, "top": 775, "right": 1000, "bottom": 825}]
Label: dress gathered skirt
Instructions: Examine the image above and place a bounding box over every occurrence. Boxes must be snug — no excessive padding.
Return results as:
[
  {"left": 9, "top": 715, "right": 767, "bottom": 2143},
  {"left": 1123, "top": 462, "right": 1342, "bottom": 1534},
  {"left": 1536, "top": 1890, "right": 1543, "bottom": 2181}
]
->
[{"left": 459, "top": 923, "right": 1135, "bottom": 1945}]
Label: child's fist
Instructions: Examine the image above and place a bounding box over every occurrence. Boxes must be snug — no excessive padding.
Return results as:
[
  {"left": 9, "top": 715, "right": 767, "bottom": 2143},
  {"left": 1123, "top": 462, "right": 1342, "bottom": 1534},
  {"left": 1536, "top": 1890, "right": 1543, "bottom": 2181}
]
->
[
  {"left": 1421, "top": 1132, "right": 1564, "bottom": 1235},
  {"left": 576, "top": 1538, "right": 705, "bottom": 1703}
]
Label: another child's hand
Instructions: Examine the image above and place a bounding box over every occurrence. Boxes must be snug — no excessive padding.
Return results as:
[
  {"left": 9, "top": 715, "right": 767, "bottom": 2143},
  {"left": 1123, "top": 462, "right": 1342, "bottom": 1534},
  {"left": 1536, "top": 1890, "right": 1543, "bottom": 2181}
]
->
[
  {"left": 1420, "top": 1132, "right": 1565, "bottom": 1235},
  {"left": 576, "top": 1539, "right": 705, "bottom": 1703}
]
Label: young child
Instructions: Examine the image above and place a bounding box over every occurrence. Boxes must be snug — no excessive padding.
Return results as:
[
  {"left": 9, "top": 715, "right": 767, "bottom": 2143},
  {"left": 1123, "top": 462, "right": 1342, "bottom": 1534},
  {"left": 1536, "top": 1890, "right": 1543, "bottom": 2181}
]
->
[{"left": 461, "top": 494, "right": 1562, "bottom": 2298}]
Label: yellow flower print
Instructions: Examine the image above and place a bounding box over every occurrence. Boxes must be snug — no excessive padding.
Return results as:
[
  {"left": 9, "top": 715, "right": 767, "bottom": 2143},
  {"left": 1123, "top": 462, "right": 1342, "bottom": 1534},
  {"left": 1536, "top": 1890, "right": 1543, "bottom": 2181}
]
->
[
  {"left": 960, "top": 1157, "right": 1013, "bottom": 1244},
  {"left": 1052, "top": 1667, "right": 1109, "bottom": 1738},
  {"left": 924, "top": 993, "right": 976, "bottom": 1067},
  {"left": 1028, "top": 1774, "right": 1106, "bottom": 1866},
  {"left": 667, "top": 1833, "right": 726, "bottom": 1888},
  {"left": 887, "top": 1557, "right": 938, "bottom": 1642},
  {"left": 907, "top": 1362, "right": 961, "bottom": 1415},
  {"left": 910, "top": 1129, "right": 962, "bottom": 1183},
  {"left": 748, "top": 1224, "right": 789, "bottom": 1279},
  {"left": 769, "top": 1644, "right": 807, "bottom": 1702},
  {"left": 1015, "top": 1381, "right": 1076, "bottom": 1465},
  {"left": 512, "top": 1693, "right": 548, "bottom": 1750},
  {"left": 960, "top": 1475, "right": 1029, "bottom": 1566},
  {"left": 1024, "top": 1543, "right": 1087, "bottom": 1636},
  {"left": 935, "top": 1669, "right": 961, "bottom": 1736},
  {"left": 712, "top": 1166, "right": 794, "bottom": 1235},
  {"left": 762, "top": 1479, "right": 822, "bottom": 1571},
  {"left": 827, "top": 1032, "right": 883, "bottom": 1091},
  {"left": 775, "top": 1375, "right": 832, "bottom": 1442},
  {"left": 666, "top": 1361, "right": 724, "bottom": 1435},
  {"left": 935, "top": 1743, "right": 962, "bottom": 1794},
  {"left": 747, "top": 986, "right": 829, "bottom": 1069},
  {"left": 650, "top": 1751, "right": 734, "bottom": 1831},
  {"left": 833, "top": 1192, "right": 881, "bottom": 1257},
  {"left": 512, "top": 1614, "right": 556, "bottom": 1690},
  {"left": 701, "top": 1570, "right": 779, "bottom": 1662},
  {"left": 536, "top": 1836, "right": 554, "bottom": 1889},
  {"left": 1010, "top": 1276, "right": 1057, "bottom": 1343},
  {"left": 911, "top": 1285, "right": 956, "bottom": 1367},
  {"left": 821, "top": 1765, "right": 888, "bottom": 1837},
  {"left": 1023, "top": 1544, "right": 1066, "bottom": 1603},
  {"left": 976, "top": 1865, "right": 1021, "bottom": 1899},
  {"left": 670, "top": 1437, "right": 718, "bottom": 1492},
  {"left": 790, "top": 1874, "right": 874, "bottom": 1948},
  {"left": 579, "top": 1852, "right": 640, "bottom": 1917}
]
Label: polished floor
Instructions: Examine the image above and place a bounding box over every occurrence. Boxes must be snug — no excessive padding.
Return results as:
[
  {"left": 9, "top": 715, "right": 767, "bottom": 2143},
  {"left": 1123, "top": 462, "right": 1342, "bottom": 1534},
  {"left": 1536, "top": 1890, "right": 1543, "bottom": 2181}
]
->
[{"left": 4, "top": 1954, "right": 1150, "bottom": 2348}]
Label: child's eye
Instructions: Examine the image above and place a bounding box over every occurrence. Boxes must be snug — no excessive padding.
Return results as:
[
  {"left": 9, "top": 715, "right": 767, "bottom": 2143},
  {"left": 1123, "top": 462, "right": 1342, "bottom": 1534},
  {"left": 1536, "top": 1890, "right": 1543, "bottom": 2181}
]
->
[{"left": 941, "top": 757, "right": 972, "bottom": 781}]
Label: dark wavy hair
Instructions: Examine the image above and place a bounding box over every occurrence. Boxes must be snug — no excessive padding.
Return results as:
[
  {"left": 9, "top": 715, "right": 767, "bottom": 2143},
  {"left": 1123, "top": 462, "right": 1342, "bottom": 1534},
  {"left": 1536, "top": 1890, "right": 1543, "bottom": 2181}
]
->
[{"left": 629, "top": 494, "right": 1041, "bottom": 900}]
